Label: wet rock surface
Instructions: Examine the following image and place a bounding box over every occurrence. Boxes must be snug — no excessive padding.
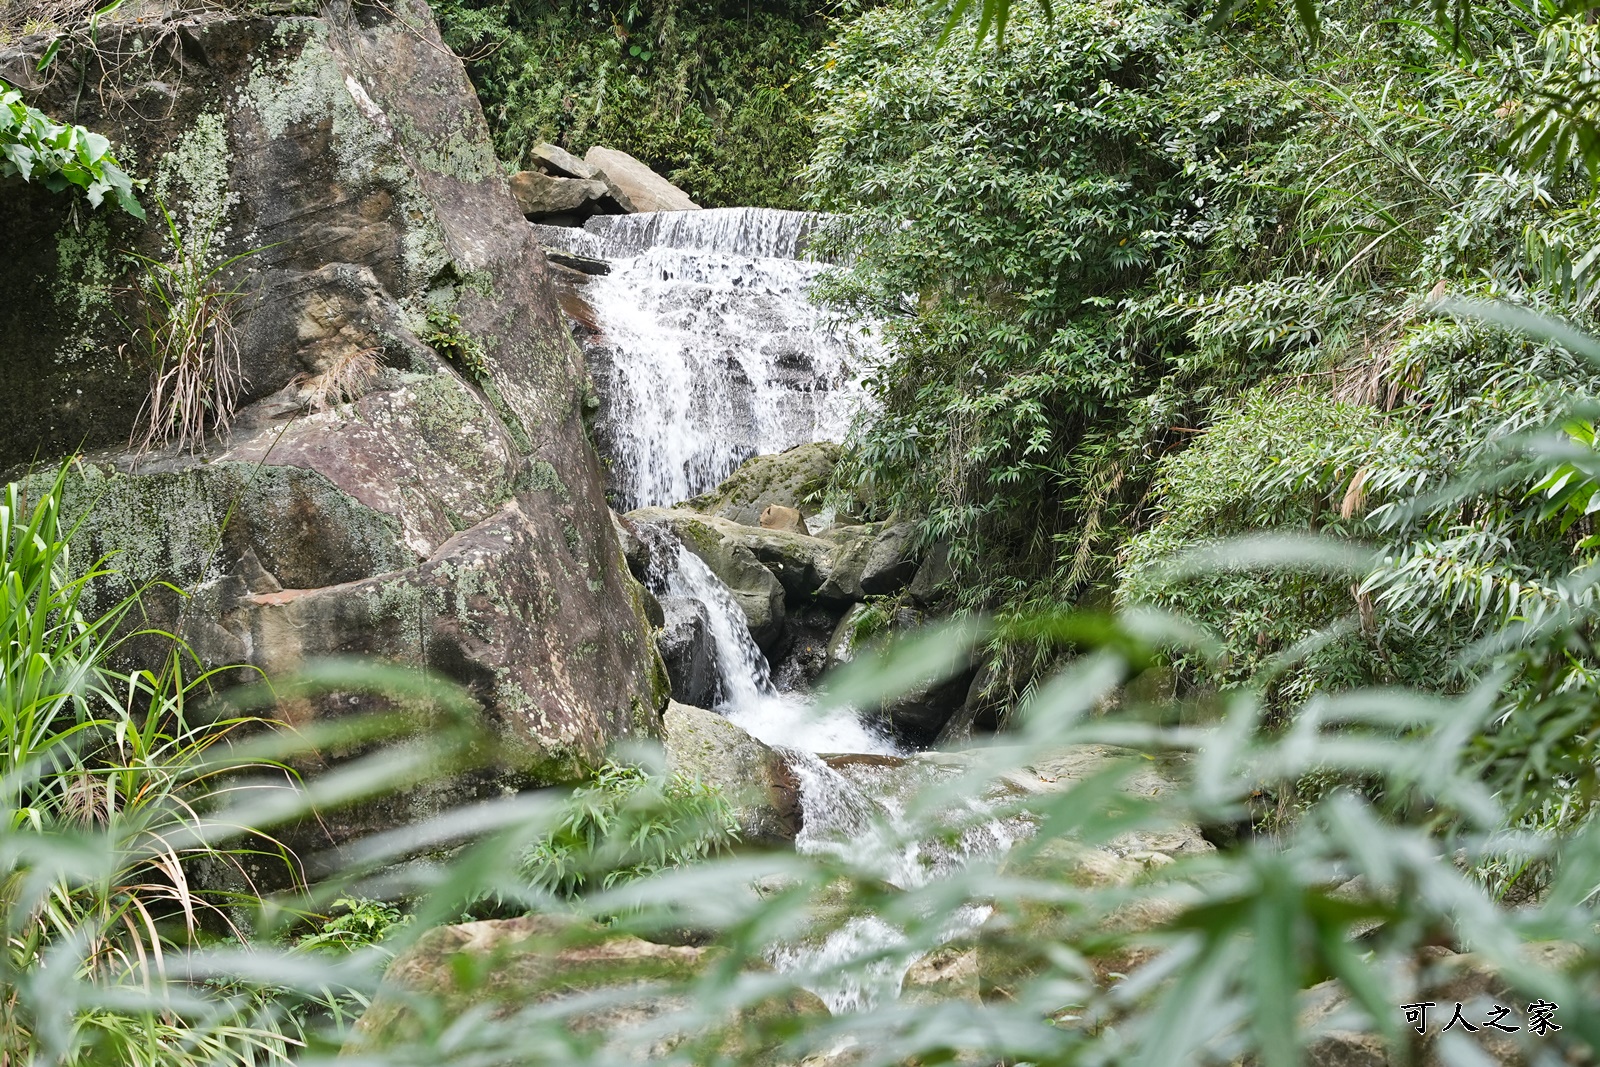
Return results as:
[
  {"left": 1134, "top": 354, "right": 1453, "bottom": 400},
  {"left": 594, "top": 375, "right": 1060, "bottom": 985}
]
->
[
  {"left": 687, "top": 442, "right": 841, "bottom": 527},
  {"left": 658, "top": 596, "right": 721, "bottom": 708}
]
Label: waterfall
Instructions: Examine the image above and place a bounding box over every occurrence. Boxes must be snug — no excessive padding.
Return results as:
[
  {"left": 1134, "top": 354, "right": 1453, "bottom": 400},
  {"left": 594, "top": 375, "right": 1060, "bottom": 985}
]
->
[
  {"left": 641, "top": 524, "right": 775, "bottom": 709},
  {"left": 569, "top": 208, "right": 1020, "bottom": 1017},
  {"left": 639, "top": 523, "right": 898, "bottom": 755},
  {"left": 544, "top": 208, "right": 878, "bottom": 511}
]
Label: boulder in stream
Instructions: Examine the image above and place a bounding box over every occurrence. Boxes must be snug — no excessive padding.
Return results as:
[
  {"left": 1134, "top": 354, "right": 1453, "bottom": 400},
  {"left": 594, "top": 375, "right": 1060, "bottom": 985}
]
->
[
  {"left": 817, "top": 522, "right": 919, "bottom": 602},
  {"left": 628, "top": 507, "right": 788, "bottom": 650},
  {"left": 509, "top": 169, "right": 611, "bottom": 220},
  {"left": 760, "top": 503, "right": 809, "bottom": 534},
  {"left": 529, "top": 141, "right": 600, "bottom": 180},
  {"left": 658, "top": 597, "right": 721, "bottom": 708},
  {"left": 585, "top": 146, "right": 701, "bottom": 213},
  {"left": 687, "top": 442, "right": 841, "bottom": 528},
  {"left": 662, "top": 701, "right": 802, "bottom": 845}
]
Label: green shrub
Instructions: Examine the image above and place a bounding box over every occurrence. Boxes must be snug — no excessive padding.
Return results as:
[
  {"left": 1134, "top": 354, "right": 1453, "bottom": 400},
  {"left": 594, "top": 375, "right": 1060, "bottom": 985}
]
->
[
  {"left": 519, "top": 760, "right": 739, "bottom": 898},
  {"left": 434, "top": 0, "right": 827, "bottom": 208},
  {"left": 1, "top": 79, "right": 141, "bottom": 217}
]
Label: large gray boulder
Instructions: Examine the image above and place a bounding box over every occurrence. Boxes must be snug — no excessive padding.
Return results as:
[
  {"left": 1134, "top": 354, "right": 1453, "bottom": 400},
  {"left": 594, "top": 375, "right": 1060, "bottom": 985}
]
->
[
  {"left": 0, "top": 1, "right": 667, "bottom": 838},
  {"left": 529, "top": 141, "right": 599, "bottom": 180},
  {"left": 585, "top": 146, "right": 700, "bottom": 213},
  {"left": 662, "top": 701, "right": 802, "bottom": 844},
  {"left": 816, "top": 522, "right": 919, "bottom": 602},
  {"left": 508, "top": 169, "right": 610, "bottom": 220}
]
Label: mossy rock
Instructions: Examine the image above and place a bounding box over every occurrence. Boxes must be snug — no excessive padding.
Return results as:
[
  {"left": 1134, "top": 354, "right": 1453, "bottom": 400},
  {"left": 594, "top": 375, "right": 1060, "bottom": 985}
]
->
[
  {"left": 686, "top": 442, "right": 841, "bottom": 528},
  {"left": 351, "top": 914, "right": 827, "bottom": 1063}
]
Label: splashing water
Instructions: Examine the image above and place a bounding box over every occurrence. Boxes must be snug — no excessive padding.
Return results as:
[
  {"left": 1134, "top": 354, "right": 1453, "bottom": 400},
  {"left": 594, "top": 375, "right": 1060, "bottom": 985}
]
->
[
  {"left": 547, "top": 208, "right": 877, "bottom": 511},
  {"left": 639, "top": 523, "right": 898, "bottom": 755},
  {"left": 771, "top": 750, "right": 1023, "bottom": 1012}
]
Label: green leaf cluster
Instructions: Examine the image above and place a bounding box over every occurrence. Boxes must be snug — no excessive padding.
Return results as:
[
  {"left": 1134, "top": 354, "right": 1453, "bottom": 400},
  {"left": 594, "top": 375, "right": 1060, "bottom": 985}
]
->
[
  {"left": 518, "top": 759, "right": 740, "bottom": 898},
  {"left": 1, "top": 79, "right": 142, "bottom": 217}
]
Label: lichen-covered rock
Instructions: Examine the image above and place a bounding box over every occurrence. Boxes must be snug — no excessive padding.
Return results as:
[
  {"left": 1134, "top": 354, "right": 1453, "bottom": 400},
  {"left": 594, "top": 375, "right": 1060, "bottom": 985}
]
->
[
  {"left": 686, "top": 442, "right": 840, "bottom": 527},
  {"left": 662, "top": 701, "right": 801, "bottom": 844},
  {"left": 1, "top": 0, "right": 664, "bottom": 836},
  {"left": 350, "top": 914, "right": 825, "bottom": 1062}
]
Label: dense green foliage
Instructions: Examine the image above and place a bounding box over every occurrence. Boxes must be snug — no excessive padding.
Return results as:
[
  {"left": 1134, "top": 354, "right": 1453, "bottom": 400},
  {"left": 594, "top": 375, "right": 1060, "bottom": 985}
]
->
[
  {"left": 1, "top": 78, "right": 141, "bottom": 216},
  {"left": 0, "top": 467, "right": 306, "bottom": 1065},
  {"left": 517, "top": 759, "right": 740, "bottom": 897},
  {"left": 810, "top": 0, "right": 1600, "bottom": 728},
  {"left": 434, "top": 0, "right": 826, "bottom": 207}
]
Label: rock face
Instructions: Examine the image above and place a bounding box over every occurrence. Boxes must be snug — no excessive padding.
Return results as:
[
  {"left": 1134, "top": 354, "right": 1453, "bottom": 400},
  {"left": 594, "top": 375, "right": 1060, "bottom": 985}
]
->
[
  {"left": 585, "top": 146, "right": 700, "bottom": 213},
  {"left": 351, "top": 914, "right": 823, "bottom": 1061},
  {"left": 0, "top": 1, "right": 666, "bottom": 833},
  {"left": 662, "top": 701, "right": 802, "bottom": 844}
]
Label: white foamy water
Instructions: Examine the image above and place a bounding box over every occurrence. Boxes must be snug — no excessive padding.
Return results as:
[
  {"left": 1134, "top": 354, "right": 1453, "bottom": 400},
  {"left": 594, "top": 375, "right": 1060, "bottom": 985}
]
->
[
  {"left": 772, "top": 750, "right": 1021, "bottom": 1013},
  {"left": 547, "top": 208, "right": 877, "bottom": 511},
  {"left": 640, "top": 523, "right": 898, "bottom": 755}
]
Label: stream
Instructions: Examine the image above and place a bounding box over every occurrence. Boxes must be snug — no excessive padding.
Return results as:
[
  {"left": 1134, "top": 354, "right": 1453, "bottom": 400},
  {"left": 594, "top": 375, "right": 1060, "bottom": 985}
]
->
[{"left": 541, "top": 208, "right": 1019, "bottom": 1012}]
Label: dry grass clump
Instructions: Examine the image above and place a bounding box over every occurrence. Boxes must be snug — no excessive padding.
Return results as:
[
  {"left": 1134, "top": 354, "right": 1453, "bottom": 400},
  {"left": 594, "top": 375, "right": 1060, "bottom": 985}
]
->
[
  {"left": 291, "top": 346, "right": 383, "bottom": 412},
  {"left": 127, "top": 201, "right": 255, "bottom": 455}
]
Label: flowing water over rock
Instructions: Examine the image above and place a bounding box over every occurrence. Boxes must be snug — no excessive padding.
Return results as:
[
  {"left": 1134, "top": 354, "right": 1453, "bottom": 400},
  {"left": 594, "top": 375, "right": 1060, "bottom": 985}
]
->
[
  {"left": 544, "top": 208, "right": 877, "bottom": 511},
  {"left": 563, "top": 208, "right": 1018, "bottom": 1013},
  {"left": 639, "top": 524, "right": 897, "bottom": 755}
]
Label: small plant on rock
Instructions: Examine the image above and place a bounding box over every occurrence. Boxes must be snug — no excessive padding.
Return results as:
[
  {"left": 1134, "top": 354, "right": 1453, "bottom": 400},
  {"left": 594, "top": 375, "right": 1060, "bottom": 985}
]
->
[
  {"left": 291, "top": 346, "right": 384, "bottom": 413},
  {"left": 0, "top": 78, "right": 142, "bottom": 217},
  {"left": 422, "top": 307, "right": 489, "bottom": 382},
  {"left": 125, "top": 199, "right": 259, "bottom": 455},
  {"left": 519, "top": 760, "right": 739, "bottom": 899}
]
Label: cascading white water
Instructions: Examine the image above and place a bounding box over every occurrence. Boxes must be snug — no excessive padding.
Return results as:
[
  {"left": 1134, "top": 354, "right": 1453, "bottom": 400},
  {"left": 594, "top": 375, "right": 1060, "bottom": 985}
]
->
[
  {"left": 549, "top": 207, "right": 1019, "bottom": 1014},
  {"left": 769, "top": 750, "right": 1025, "bottom": 1013},
  {"left": 639, "top": 523, "right": 898, "bottom": 755},
  {"left": 546, "top": 208, "right": 877, "bottom": 511}
]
